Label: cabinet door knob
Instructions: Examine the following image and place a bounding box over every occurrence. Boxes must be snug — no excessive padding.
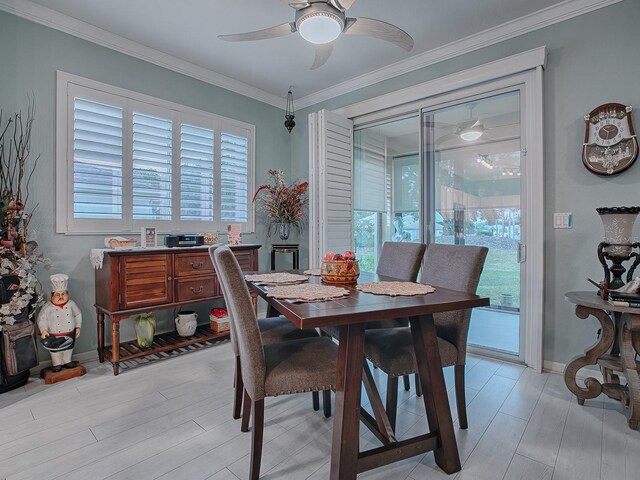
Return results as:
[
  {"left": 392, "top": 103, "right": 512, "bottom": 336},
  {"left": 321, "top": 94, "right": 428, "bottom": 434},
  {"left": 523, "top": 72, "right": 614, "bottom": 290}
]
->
[
  {"left": 190, "top": 286, "right": 204, "bottom": 294},
  {"left": 168, "top": 276, "right": 172, "bottom": 281},
  {"left": 190, "top": 261, "right": 204, "bottom": 269}
]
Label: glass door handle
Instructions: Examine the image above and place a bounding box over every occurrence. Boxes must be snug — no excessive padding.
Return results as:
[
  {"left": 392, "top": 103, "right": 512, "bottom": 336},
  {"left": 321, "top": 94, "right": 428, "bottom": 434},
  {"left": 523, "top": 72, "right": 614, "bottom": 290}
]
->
[{"left": 517, "top": 243, "right": 526, "bottom": 263}]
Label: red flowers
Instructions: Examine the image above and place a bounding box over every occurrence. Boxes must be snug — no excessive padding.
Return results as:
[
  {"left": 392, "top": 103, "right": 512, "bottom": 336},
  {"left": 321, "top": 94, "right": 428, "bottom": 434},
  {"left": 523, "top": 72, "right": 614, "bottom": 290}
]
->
[{"left": 253, "top": 170, "right": 309, "bottom": 236}]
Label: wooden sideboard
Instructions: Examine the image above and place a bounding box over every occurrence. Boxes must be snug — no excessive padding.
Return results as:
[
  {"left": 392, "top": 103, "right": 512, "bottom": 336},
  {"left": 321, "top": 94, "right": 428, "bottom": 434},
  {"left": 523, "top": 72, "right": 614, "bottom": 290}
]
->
[{"left": 94, "top": 244, "right": 260, "bottom": 375}]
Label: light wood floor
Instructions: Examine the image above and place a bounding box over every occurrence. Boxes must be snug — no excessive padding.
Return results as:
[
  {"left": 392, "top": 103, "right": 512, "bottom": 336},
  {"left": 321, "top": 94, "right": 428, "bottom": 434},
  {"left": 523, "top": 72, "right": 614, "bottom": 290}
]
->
[{"left": 1, "top": 342, "right": 639, "bottom": 480}]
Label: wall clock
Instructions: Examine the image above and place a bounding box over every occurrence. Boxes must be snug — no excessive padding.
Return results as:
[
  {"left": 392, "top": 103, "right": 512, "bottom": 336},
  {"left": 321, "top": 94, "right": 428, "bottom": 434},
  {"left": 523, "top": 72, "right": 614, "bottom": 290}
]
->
[{"left": 582, "top": 103, "right": 638, "bottom": 175}]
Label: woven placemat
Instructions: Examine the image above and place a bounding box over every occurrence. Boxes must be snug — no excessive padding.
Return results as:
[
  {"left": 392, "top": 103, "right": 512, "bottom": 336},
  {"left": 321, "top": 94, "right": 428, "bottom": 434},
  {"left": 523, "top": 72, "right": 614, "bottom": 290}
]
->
[
  {"left": 266, "top": 284, "right": 349, "bottom": 302},
  {"left": 357, "top": 282, "right": 436, "bottom": 296},
  {"left": 303, "top": 268, "right": 321, "bottom": 276},
  {"left": 244, "top": 272, "right": 309, "bottom": 285}
]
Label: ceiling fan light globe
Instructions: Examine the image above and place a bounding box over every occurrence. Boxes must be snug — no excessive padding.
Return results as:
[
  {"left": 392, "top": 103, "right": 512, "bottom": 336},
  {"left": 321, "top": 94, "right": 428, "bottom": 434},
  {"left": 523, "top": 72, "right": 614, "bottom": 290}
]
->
[
  {"left": 298, "top": 12, "right": 343, "bottom": 44},
  {"left": 459, "top": 129, "right": 483, "bottom": 142}
]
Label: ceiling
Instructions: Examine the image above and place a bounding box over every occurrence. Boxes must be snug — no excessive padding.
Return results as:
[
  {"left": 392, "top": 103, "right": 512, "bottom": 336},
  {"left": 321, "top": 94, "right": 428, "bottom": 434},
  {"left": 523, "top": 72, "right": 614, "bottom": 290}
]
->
[{"left": 15, "top": 0, "right": 611, "bottom": 106}]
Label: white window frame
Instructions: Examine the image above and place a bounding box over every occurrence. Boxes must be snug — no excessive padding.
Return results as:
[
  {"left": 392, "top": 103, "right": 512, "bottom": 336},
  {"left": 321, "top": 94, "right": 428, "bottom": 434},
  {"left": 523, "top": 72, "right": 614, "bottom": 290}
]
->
[{"left": 56, "top": 71, "right": 255, "bottom": 234}]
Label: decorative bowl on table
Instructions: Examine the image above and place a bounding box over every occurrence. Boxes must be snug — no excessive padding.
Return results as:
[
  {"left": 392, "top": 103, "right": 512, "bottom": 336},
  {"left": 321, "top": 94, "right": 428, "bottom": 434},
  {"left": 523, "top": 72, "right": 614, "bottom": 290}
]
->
[{"left": 321, "top": 251, "right": 360, "bottom": 284}]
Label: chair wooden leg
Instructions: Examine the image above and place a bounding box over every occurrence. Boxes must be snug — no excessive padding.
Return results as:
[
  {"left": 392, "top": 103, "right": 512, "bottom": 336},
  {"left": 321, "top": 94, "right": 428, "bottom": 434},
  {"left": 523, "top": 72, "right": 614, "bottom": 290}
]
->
[
  {"left": 385, "top": 376, "right": 399, "bottom": 432},
  {"left": 323, "top": 389, "right": 332, "bottom": 418},
  {"left": 403, "top": 375, "right": 411, "bottom": 391},
  {"left": 312, "top": 391, "right": 320, "bottom": 411},
  {"left": 249, "top": 398, "right": 265, "bottom": 480},
  {"left": 233, "top": 355, "right": 243, "bottom": 420},
  {"left": 241, "top": 389, "right": 252, "bottom": 433},
  {"left": 415, "top": 373, "right": 423, "bottom": 397},
  {"left": 455, "top": 364, "right": 468, "bottom": 429}
]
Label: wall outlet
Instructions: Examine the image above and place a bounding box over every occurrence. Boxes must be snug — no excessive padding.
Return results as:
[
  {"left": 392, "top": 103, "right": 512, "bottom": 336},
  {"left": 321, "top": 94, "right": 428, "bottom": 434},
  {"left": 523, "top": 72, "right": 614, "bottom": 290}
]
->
[{"left": 553, "top": 212, "right": 572, "bottom": 229}]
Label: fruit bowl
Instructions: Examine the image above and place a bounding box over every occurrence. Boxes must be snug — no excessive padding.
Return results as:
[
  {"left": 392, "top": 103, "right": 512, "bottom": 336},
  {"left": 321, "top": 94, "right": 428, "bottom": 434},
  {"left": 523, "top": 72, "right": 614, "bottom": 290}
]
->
[{"left": 321, "top": 259, "right": 360, "bottom": 284}]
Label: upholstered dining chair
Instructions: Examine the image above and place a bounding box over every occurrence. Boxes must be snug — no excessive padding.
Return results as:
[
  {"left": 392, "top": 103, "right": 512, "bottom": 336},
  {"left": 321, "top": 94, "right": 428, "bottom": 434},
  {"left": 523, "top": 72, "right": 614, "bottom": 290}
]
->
[
  {"left": 363, "top": 243, "right": 488, "bottom": 431},
  {"left": 213, "top": 246, "right": 338, "bottom": 480},
  {"left": 323, "top": 241, "right": 426, "bottom": 341},
  {"left": 208, "top": 246, "right": 328, "bottom": 426}
]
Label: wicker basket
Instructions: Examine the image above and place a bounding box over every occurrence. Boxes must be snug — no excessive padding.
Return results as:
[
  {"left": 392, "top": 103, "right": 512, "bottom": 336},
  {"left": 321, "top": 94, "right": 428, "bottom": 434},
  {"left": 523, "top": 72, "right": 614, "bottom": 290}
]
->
[{"left": 210, "top": 315, "right": 230, "bottom": 333}]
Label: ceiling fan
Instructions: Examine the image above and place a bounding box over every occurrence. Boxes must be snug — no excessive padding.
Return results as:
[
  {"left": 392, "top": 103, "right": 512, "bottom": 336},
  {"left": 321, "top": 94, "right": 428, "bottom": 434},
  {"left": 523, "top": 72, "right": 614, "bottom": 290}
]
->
[
  {"left": 218, "top": 0, "right": 414, "bottom": 69},
  {"left": 436, "top": 104, "right": 516, "bottom": 144}
]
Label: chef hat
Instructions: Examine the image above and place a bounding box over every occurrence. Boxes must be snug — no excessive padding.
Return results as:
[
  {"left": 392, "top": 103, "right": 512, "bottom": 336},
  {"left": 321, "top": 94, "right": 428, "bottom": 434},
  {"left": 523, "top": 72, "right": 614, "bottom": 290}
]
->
[{"left": 50, "top": 274, "right": 69, "bottom": 292}]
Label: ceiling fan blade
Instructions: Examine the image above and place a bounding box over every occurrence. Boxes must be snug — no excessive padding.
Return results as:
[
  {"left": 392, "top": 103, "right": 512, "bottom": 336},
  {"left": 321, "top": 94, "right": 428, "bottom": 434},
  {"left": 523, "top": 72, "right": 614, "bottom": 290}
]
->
[
  {"left": 344, "top": 17, "right": 413, "bottom": 51},
  {"left": 218, "top": 22, "right": 296, "bottom": 42},
  {"left": 458, "top": 118, "right": 479, "bottom": 130},
  {"left": 311, "top": 43, "right": 334, "bottom": 70},
  {"left": 285, "top": 0, "right": 311, "bottom": 9},
  {"left": 330, "top": 0, "right": 357, "bottom": 10},
  {"left": 436, "top": 132, "right": 458, "bottom": 144}
]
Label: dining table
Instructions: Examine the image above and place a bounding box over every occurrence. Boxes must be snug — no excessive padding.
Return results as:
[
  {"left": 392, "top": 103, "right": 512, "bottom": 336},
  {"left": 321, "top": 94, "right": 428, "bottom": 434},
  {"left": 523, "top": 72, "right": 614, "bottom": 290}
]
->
[{"left": 247, "top": 271, "right": 490, "bottom": 479}]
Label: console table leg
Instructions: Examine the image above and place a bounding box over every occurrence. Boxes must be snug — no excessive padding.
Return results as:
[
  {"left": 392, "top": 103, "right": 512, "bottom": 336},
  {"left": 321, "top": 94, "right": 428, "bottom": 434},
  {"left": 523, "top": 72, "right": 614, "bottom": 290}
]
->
[
  {"left": 111, "top": 321, "right": 121, "bottom": 376},
  {"left": 564, "top": 305, "right": 615, "bottom": 402},
  {"left": 619, "top": 314, "right": 640, "bottom": 429},
  {"left": 97, "top": 311, "right": 105, "bottom": 363}
]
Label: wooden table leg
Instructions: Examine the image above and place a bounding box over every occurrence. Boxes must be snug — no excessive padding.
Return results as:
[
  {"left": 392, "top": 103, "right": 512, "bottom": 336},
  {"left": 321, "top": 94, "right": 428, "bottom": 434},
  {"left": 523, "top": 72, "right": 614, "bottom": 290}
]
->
[
  {"left": 564, "top": 305, "right": 615, "bottom": 404},
  {"left": 410, "top": 314, "right": 461, "bottom": 474},
  {"left": 96, "top": 310, "right": 105, "bottom": 363},
  {"left": 111, "top": 320, "right": 120, "bottom": 376},
  {"left": 330, "top": 323, "right": 364, "bottom": 480},
  {"left": 619, "top": 314, "right": 640, "bottom": 429}
]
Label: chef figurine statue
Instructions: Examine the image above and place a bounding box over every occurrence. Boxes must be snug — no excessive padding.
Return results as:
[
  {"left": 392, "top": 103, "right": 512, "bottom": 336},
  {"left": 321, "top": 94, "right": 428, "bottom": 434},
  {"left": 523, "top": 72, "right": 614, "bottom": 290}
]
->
[{"left": 37, "top": 274, "right": 82, "bottom": 372}]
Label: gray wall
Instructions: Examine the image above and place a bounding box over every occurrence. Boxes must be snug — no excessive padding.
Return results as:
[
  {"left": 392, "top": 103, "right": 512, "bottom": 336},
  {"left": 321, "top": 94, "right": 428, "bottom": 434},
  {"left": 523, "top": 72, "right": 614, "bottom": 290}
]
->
[
  {"left": 291, "top": 0, "right": 640, "bottom": 365},
  {"left": 0, "top": 11, "right": 291, "bottom": 355}
]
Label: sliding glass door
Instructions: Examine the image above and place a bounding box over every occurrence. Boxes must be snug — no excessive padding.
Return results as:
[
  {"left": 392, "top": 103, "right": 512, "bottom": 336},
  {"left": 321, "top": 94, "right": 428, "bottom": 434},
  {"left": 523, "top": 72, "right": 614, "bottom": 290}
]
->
[
  {"left": 351, "top": 89, "right": 525, "bottom": 360},
  {"left": 353, "top": 115, "right": 420, "bottom": 272},
  {"left": 423, "top": 90, "right": 523, "bottom": 358}
]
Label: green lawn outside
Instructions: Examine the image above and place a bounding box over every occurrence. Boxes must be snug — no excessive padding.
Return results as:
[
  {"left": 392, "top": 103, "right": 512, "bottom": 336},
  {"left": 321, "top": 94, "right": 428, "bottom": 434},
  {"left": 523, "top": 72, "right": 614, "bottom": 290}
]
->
[{"left": 476, "top": 247, "right": 520, "bottom": 308}]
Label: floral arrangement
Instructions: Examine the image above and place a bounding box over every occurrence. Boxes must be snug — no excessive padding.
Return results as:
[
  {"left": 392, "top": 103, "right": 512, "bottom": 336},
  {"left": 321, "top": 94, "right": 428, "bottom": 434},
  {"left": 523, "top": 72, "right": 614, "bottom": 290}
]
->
[
  {"left": 253, "top": 169, "right": 309, "bottom": 236},
  {"left": 0, "top": 101, "right": 48, "bottom": 329},
  {"left": 0, "top": 246, "right": 46, "bottom": 328}
]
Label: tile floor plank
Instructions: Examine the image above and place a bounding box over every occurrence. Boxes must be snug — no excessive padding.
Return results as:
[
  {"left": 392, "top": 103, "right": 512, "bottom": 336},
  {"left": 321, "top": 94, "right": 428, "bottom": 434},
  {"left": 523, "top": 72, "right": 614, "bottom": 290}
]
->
[
  {"left": 503, "top": 454, "right": 553, "bottom": 480},
  {"left": 456, "top": 412, "right": 527, "bottom": 480},
  {"left": 516, "top": 373, "right": 572, "bottom": 467},
  {"left": 500, "top": 368, "right": 549, "bottom": 421},
  {"left": 601, "top": 402, "right": 640, "bottom": 480},
  {"left": 552, "top": 398, "right": 603, "bottom": 480}
]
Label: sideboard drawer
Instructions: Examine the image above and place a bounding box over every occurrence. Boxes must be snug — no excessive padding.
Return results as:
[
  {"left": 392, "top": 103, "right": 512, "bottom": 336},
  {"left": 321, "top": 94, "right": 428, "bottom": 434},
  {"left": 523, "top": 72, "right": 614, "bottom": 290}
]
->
[
  {"left": 175, "top": 276, "right": 218, "bottom": 302},
  {"left": 174, "top": 253, "right": 215, "bottom": 277},
  {"left": 233, "top": 250, "right": 255, "bottom": 271}
]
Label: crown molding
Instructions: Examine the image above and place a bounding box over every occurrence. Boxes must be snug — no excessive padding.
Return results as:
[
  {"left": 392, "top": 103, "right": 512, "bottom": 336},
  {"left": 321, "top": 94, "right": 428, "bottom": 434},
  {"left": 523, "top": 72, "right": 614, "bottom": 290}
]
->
[
  {"left": 0, "top": 0, "right": 285, "bottom": 108},
  {"left": 295, "top": 0, "right": 622, "bottom": 109},
  {"left": 0, "top": 0, "right": 622, "bottom": 110}
]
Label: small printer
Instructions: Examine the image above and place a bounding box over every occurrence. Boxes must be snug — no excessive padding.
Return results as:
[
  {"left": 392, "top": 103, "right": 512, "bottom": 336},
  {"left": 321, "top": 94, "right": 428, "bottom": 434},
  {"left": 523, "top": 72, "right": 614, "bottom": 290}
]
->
[{"left": 164, "top": 234, "right": 204, "bottom": 248}]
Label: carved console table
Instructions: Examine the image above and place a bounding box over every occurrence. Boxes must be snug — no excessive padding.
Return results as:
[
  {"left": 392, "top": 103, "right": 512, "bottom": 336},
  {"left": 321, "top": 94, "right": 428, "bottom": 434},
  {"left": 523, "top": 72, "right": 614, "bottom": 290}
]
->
[
  {"left": 94, "top": 244, "right": 260, "bottom": 375},
  {"left": 564, "top": 291, "right": 640, "bottom": 429}
]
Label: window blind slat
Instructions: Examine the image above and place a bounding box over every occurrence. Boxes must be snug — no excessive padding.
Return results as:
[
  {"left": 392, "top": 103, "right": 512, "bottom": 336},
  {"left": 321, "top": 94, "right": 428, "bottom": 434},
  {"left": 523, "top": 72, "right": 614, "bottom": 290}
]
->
[
  {"left": 72, "top": 97, "right": 123, "bottom": 220},
  {"left": 180, "top": 123, "right": 214, "bottom": 222},
  {"left": 132, "top": 112, "right": 172, "bottom": 221},
  {"left": 220, "top": 132, "right": 249, "bottom": 222}
]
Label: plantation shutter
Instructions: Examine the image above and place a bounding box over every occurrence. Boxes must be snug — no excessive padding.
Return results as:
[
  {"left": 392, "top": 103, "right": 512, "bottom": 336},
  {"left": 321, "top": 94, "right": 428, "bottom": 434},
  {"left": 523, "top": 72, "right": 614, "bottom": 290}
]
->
[
  {"left": 72, "top": 98, "right": 123, "bottom": 219},
  {"left": 308, "top": 109, "right": 354, "bottom": 267},
  {"left": 132, "top": 112, "right": 173, "bottom": 221},
  {"left": 353, "top": 130, "right": 386, "bottom": 212},
  {"left": 180, "top": 123, "right": 214, "bottom": 221},
  {"left": 220, "top": 131, "right": 249, "bottom": 223}
]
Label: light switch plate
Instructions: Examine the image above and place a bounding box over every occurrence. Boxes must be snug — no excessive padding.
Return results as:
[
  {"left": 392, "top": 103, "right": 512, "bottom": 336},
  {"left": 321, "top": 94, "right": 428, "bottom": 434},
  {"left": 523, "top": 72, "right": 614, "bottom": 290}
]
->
[{"left": 553, "top": 212, "right": 572, "bottom": 229}]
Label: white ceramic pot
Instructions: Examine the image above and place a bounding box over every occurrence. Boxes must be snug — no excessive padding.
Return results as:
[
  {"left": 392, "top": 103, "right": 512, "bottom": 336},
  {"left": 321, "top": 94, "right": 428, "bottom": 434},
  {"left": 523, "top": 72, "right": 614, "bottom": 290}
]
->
[{"left": 175, "top": 310, "right": 198, "bottom": 336}]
